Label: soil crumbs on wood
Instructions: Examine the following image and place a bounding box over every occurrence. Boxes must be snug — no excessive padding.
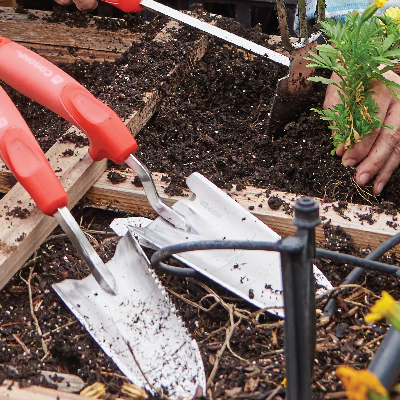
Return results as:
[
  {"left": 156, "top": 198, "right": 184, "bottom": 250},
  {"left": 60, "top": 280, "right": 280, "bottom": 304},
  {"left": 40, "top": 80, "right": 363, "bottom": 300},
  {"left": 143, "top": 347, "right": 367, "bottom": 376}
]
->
[{"left": 1, "top": 8, "right": 400, "bottom": 400}]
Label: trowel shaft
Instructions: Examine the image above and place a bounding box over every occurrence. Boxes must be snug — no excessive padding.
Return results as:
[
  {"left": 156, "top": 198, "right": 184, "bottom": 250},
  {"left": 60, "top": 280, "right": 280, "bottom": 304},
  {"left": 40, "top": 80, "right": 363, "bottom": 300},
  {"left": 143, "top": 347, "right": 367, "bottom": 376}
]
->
[
  {"left": 102, "top": 0, "right": 290, "bottom": 66},
  {"left": 0, "top": 85, "right": 116, "bottom": 294},
  {"left": 0, "top": 36, "right": 188, "bottom": 231}
]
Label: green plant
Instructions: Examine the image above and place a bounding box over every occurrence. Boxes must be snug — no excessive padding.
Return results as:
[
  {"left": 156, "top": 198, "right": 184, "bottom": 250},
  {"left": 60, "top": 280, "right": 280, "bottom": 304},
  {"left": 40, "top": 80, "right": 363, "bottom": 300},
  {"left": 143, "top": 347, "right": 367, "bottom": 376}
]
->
[{"left": 305, "top": 2, "right": 400, "bottom": 155}]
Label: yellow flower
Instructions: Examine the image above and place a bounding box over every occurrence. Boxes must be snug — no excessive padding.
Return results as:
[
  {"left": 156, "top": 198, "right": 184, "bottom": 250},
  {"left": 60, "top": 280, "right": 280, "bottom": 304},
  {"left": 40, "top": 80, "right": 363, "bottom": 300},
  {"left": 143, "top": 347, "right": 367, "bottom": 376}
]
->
[
  {"left": 375, "top": 0, "right": 388, "bottom": 8},
  {"left": 385, "top": 7, "right": 400, "bottom": 24},
  {"left": 365, "top": 291, "right": 396, "bottom": 324},
  {"left": 336, "top": 366, "right": 388, "bottom": 400}
]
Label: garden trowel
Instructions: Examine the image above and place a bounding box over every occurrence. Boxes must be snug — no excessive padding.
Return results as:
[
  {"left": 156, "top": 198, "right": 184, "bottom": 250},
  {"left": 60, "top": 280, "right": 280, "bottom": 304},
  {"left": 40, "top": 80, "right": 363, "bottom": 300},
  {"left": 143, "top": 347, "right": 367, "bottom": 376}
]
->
[
  {"left": 102, "top": 0, "right": 290, "bottom": 66},
  {"left": 0, "top": 36, "right": 189, "bottom": 231},
  {"left": 103, "top": 0, "right": 321, "bottom": 134},
  {"left": 268, "top": 35, "right": 322, "bottom": 134},
  {"left": 0, "top": 84, "right": 205, "bottom": 400},
  {"left": 268, "top": 0, "right": 326, "bottom": 134},
  {"left": 53, "top": 231, "right": 206, "bottom": 398},
  {"left": 111, "top": 173, "right": 333, "bottom": 317}
]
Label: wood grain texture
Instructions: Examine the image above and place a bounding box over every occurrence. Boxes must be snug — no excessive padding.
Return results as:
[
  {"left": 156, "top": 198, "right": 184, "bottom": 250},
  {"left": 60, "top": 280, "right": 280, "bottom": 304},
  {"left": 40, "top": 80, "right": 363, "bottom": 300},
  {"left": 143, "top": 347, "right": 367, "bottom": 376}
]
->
[
  {"left": 0, "top": 17, "right": 211, "bottom": 289},
  {"left": 0, "top": 127, "right": 107, "bottom": 291},
  {"left": 83, "top": 169, "right": 400, "bottom": 253},
  {"left": 0, "top": 6, "right": 142, "bottom": 62},
  {"left": 0, "top": 380, "right": 122, "bottom": 400}
]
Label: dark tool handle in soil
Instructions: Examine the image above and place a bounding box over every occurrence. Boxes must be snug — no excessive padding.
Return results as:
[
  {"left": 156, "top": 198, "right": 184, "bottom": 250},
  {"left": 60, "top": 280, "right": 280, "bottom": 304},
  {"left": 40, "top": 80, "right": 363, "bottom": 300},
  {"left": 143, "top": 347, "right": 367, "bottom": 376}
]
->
[
  {"left": 268, "top": 35, "right": 324, "bottom": 136},
  {"left": 275, "top": 0, "right": 293, "bottom": 53},
  {"left": 280, "top": 197, "right": 320, "bottom": 400},
  {"left": 368, "top": 327, "right": 400, "bottom": 391},
  {"left": 322, "top": 231, "right": 400, "bottom": 318}
]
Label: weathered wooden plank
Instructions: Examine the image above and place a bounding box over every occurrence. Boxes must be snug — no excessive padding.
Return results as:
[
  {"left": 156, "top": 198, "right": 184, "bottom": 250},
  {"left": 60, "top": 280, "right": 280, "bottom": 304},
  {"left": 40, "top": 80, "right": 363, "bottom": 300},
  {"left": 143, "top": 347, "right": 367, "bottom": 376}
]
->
[
  {"left": 0, "top": 1, "right": 16, "bottom": 7},
  {"left": 0, "top": 128, "right": 107, "bottom": 291},
  {"left": 0, "top": 380, "right": 122, "bottom": 400},
  {"left": 0, "top": 6, "right": 142, "bottom": 62},
  {"left": 83, "top": 168, "right": 400, "bottom": 253},
  {"left": 12, "top": 42, "right": 131, "bottom": 63},
  {"left": 0, "top": 18, "right": 211, "bottom": 290},
  {"left": 6, "top": 367, "right": 84, "bottom": 393}
]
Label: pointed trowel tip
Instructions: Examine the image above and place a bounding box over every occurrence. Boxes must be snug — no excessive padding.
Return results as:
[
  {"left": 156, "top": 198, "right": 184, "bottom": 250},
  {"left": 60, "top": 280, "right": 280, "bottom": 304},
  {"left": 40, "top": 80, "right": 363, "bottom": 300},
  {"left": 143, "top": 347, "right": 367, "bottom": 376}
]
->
[{"left": 94, "top": 270, "right": 118, "bottom": 296}]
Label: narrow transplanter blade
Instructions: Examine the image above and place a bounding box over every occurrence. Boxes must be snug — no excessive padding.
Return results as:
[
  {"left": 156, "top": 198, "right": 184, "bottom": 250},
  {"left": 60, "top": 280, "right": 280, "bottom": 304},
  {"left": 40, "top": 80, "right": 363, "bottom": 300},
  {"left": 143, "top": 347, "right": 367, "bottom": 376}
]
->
[{"left": 54, "top": 206, "right": 117, "bottom": 295}]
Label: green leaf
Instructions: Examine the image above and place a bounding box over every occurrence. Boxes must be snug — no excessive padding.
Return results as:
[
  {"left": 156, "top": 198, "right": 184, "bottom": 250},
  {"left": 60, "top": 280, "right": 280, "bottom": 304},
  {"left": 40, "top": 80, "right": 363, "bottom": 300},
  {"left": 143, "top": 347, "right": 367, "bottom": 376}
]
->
[
  {"left": 379, "top": 77, "right": 400, "bottom": 91},
  {"left": 384, "top": 49, "right": 400, "bottom": 59},
  {"left": 315, "top": 44, "right": 339, "bottom": 57},
  {"left": 382, "top": 35, "right": 395, "bottom": 53},
  {"left": 308, "top": 77, "right": 340, "bottom": 86},
  {"left": 308, "top": 12, "right": 400, "bottom": 155}
]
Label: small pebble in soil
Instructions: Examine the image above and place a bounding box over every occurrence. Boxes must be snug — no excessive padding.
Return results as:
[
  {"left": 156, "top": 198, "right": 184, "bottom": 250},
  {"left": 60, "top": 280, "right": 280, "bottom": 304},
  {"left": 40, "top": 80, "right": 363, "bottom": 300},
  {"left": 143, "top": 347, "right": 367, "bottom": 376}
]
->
[
  {"left": 6, "top": 207, "right": 30, "bottom": 219},
  {"left": 332, "top": 201, "right": 348, "bottom": 212},
  {"left": 15, "top": 233, "right": 26, "bottom": 242},
  {"left": 132, "top": 176, "right": 142, "bottom": 187},
  {"left": 335, "top": 323, "right": 349, "bottom": 339},
  {"left": 268, "top": 196, "right": 283, "bottom": 210},
  {"left": 62, "top": 149, "right": 74, "bottom": 157},
  {"left": 107, "top": 171, "right": 127, "bottom": 184}
]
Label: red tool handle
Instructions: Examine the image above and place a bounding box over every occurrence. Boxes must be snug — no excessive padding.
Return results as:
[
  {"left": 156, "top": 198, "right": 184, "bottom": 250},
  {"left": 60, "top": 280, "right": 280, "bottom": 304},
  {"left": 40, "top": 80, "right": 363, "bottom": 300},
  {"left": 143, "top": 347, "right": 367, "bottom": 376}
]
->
[
  {"left": 0, "top": 85, "right": 69, "bottom": 216},
  {"left": 0, "top": 37, "right": 137, "bottom": 165},
  {"left": 101, "top": 0, "right": 143, "bottom": 13}
]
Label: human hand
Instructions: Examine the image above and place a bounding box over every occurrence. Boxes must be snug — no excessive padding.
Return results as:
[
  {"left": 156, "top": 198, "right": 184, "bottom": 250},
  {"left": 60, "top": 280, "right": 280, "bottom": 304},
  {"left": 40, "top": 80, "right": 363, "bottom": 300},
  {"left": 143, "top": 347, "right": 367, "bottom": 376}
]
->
[
  {"left": 324, "top": 70, "right": 400, "bottom": 195},
  {"left": 54, "top": 0, "right": 98, "bottom": 10}
]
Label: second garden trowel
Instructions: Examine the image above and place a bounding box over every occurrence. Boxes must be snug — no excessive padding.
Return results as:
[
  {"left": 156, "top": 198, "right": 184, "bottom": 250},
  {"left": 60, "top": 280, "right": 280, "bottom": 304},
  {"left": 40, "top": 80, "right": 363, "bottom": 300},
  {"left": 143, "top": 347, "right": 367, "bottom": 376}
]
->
[
  {"left": 0, "top": 82, "right": 205, "bottom": 399},
  {"left": 53, "top": 231, "right": 206, "bottom": 399},
  {"left": 111, "top": 172, "right": 332, "bottom": 317}
]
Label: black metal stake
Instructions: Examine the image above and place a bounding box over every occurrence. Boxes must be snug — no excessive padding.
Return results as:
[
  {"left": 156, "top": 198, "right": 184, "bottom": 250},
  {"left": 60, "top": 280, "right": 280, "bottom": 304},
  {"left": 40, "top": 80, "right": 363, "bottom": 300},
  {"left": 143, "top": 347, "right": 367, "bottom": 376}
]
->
[
  {"left": 280, "top": 197, "right": 320, "bottom": 400},
  {"left": 368, "top": 326, "right": 400, "bottom": 390},
  {"left": 323, "top": 231, "right": 400, "bottom": 318}
]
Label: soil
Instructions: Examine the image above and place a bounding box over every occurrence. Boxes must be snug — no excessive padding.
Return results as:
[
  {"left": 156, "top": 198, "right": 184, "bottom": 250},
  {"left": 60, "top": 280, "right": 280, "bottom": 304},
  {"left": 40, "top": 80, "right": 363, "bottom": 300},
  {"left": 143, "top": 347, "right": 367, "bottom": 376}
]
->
[{"left": 1, "top": 7, "right": 400, "bottom": 400}]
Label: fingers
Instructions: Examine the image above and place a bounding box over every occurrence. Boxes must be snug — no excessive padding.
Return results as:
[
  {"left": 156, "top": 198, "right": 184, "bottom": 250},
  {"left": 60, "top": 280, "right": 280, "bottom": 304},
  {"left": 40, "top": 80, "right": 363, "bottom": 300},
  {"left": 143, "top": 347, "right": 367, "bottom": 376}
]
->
[
  {"left": 73, "top": 0, "right": 98, "bottom": 10},
  {"left": 323, "top": 72, "right": 341, "bottom": 110},
  {"left": 325, "top": 70, "right": 400, "bottom": 195},
  {"left": 353, "top": 107, "right": 400, "bottom": 195},
  {"left": 54, "top": 0, "right": 98, "bottom": 10},
  {"left": 54, "top": 0, "right": 74, "bottom": 5}
]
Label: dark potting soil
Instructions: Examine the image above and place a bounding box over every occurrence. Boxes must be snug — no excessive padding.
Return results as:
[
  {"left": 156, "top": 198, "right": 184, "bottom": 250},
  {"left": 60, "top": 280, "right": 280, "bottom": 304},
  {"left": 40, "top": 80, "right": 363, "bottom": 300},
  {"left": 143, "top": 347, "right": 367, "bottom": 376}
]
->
[
  {"left": 4, "top": 8, "right": 397, "bottom": 207},
  {"left": 1, "top": 8, "right": 400, "bottom": 400}
]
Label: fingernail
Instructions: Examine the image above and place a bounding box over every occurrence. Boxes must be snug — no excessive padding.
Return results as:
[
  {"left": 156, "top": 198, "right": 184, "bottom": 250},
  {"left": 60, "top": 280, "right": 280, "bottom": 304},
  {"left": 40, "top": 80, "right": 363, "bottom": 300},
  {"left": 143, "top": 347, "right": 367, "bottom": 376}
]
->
[
  {"left": 359, "top": 173, "right": 370, "bottom": 186},
  {"left": 376, "top": 182, "right": 385, "bottom": 194},
  {"left": 343, "top": 158, "right": 356, "bottom": 167}
]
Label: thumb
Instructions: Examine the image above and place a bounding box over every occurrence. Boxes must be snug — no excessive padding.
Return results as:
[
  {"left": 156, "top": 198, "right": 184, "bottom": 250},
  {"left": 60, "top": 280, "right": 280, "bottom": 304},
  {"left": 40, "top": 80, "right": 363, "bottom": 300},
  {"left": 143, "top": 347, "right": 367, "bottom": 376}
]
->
[{"left": 323, "top": 72, "right": 342, "bottom": 110}]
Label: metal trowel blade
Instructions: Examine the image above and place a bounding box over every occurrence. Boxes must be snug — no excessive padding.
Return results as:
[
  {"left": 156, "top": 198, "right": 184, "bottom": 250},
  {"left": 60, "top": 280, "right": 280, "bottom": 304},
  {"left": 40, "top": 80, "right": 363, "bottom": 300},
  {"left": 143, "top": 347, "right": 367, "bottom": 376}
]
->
[
  {"left": 268, "top": 35, "right": 323, "bottom": 135},
  {"left": 118, "top": 172, "right": 332, "bottom": 317},
  {"left": 52, "top": 232, "right": 205, "bottom": 399}
]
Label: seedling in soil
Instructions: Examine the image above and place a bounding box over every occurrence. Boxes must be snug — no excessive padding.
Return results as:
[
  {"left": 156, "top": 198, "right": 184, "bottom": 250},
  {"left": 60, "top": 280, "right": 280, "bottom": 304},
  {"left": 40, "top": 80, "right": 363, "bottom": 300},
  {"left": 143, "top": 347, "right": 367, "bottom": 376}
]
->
[{"left": 305, "top": 1, "right": 400, "bottom": 154}]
